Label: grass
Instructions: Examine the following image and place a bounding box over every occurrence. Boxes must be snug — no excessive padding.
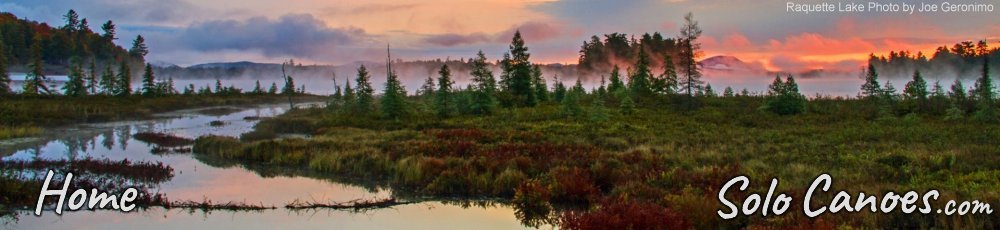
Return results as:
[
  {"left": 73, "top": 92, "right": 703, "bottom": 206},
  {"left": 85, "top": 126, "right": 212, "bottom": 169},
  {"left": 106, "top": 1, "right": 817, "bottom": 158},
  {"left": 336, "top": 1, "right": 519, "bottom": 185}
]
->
[{"left": 0, "top": 126, "right": 42, "bottom": 140}]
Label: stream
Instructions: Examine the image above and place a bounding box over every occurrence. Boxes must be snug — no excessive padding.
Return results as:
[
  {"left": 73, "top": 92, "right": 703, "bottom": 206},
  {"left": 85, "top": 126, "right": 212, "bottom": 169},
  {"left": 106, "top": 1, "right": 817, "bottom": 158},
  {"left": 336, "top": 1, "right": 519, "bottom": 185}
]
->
[{"left": 1, "top": 103, "right": 548, "bottom": 229}]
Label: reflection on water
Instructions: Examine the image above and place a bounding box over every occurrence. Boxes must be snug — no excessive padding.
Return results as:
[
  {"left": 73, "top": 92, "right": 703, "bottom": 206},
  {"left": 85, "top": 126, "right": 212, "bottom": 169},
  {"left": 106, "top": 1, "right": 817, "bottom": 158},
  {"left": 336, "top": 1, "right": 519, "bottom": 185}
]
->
[{"left": 1, "top": 103, "right": 548, "bottom": 229}]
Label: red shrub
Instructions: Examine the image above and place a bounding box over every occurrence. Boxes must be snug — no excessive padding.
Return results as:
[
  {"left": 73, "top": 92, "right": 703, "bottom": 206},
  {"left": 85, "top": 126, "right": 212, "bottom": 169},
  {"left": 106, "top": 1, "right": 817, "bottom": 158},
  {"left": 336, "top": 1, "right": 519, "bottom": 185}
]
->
[
  {"left": 560, "top": 198, "right": 690, "bottom": 230},
  {"left": 549, "top": 167, "right": 600, "bottom": 204}
]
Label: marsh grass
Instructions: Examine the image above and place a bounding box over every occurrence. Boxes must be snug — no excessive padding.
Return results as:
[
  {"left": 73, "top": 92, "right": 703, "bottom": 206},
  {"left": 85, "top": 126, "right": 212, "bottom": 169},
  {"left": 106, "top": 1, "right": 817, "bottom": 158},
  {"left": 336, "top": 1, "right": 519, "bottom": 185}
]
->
[
  {"left": 0, "top": 126, "right": 42, "bottom": 140},
  {"left": 190, "top": 96, "right": 1000, "bottom": 228}
]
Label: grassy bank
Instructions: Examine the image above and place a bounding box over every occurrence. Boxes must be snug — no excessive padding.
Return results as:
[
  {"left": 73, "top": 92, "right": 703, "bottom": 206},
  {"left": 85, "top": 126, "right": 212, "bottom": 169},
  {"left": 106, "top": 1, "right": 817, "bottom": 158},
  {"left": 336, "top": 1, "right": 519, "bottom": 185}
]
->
[
  {"left": 0, "top": 94, "right": 325, "bottom": 140},
  {"left": 192, "top": 96, "right": 999, "bottom": 228}
]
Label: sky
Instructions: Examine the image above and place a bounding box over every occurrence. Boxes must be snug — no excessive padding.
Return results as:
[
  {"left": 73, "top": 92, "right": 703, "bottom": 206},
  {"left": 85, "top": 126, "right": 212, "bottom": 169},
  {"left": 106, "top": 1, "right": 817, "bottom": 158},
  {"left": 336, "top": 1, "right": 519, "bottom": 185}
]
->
[{"left": 2, "top": 0, "right": 998, "bottom": 73}]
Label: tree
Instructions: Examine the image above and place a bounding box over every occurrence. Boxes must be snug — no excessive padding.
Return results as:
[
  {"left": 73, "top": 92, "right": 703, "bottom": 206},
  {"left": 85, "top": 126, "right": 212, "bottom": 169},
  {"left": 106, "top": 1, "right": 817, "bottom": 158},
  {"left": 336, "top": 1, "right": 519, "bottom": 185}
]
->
[
  {"left": 703, "top": 83, "right": 716, "bottom": 97},
  {"left": 531, "top": 65, "right": 548, "bottom": 102},
  {"left": 500, "top": 30, "right": 536, "bottom": 107},
  {"left": 215, "top": 79, "right": 223, "bottom": 94},
  {"left": 23, "top": 35, "right": 48, "bottom": 96},
  {"left": 381, "top": 69, "right": 408, "bottom": 119},
  {"left": 971, "top": 58, "right": 996, "bottom": 121},
  {"left": 87, "top": 60, "right": 98, "bottom": 94},
  {"left": 63, "top": 10, "right": 80, "bottom": 32},
  {"left": 252, "top": 80, "right": 264, "bottom": 94},
  {"left": 469, "top": 51, "right": 498, "bottom": 115},
  {"left": 100, "top": 63, "right": 115, "bottom": 95},
  {"left": 435, "top": 64, "right": 455, "bottom": 118},
  {"left": 723, "top": 86, "right": 734, "bottom": 97},
  {"left": 0, "top": 39, "right": 10, "bottom": 95},
  {"left": 620, "top": 94, "right": 635, "bottom": 115},
  {"left": 63, "top": 57, "right": 87, "bottom": 97},
  {"left": 607, "top": 65, "right": 625, "bottom": 95},
  {"left": 561, "top": 79, "right": 584, "bottom": 117},
  {"left": 678, "top": 12, "right": 704, "bottom": 106},
  {"left": 341, "top": 80, "right": 355, "bottom": 112},
  {"left": 629, "top": 46, "right": 653, "bottom": 98},
  {"left": 419, "top": 75, "right": 435, "bottom": 98},
  {"left": 762, "top": 75, "right": 807, "bottom": 115},
  {"left": 903, "top": 69, "right": 928, "bottom": 112},
  {"left": 552, "top": 75, "right": 567, "bottom": 103},
  {"left": 353, "top": 65, "right": 375, "bottom": 114},
  {"left": 115, "top": 60, "right": 131, "bottom": 96},
  {"left": 654, "top": 54, "right": 678, "bottom": 95},
  {"left": 268, "top": 82, "right": 278, "bottom": 95},
  {"left": 860, "top": 64, "right": 882, "bottom": 99},
  {"left": 101, "top": 20, "right": 116, "bottom": 40},
  {"left": 282, "top": 76, "right": 296, "bottom": 95},
  {"left": 141, "top": 63, "right": 156, "bottom": 96},
  {"left": 129, "top": 35, "right": 148, "bottom": 61}
]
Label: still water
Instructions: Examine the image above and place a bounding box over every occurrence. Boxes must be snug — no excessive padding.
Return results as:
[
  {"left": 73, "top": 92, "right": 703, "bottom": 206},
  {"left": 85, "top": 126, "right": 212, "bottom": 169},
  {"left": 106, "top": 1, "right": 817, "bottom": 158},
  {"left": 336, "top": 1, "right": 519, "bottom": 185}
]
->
[{"left": 0, "top": 103, "right": 546, "bottom": 229}]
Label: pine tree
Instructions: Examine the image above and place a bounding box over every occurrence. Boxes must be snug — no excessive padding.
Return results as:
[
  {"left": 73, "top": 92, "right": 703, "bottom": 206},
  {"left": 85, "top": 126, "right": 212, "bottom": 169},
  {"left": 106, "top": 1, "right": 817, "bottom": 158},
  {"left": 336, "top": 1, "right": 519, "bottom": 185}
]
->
[
  {"left": 141, "top": 63, "right": 156, "bottom": 96},
  {"left": 678, "top": 12, "right": 703, "bottom": 104},
  {"left": 607, "top": 65, "right": 625, "bottom": 95},
  {"left": 903, "top": 69, "right": 928, "bottom": 112},
  {"left": 654, "top": 54, "right": 678, "bottom": 94},
  {"left": 620, "top": 94, "right": 635, "bottom": 115},
  {"left": 269, "top": 82, "right": 278, "bottom": 95},
  {"left": 23, "top": 35, "right": 48, "bottom": 96},
  {"left": 282, "top": 76, "right": 296, "bottom": 95},
  {"left": 500, "top": 31, "right": 536, "bottom": 107},
  {"left": 129, "top": 35, "right": 148, "bottom": 61},
  {"left": 435, "top": 64, "right": 455, "bottom": 118},
  {"left": 723, "top": 86, "right": 734, "bottom": 97},
  {"left": 341, "top": 79, "right": 355, "bottom": 112},
  {"left": 561, "top": 79, "right": 583, "bottom": 117},
  {"left": 703, "top": 83, "right": 716, "bottom": 97},
  {"left": 552, "top": 75, "right": 567, "bottom": 103},
  {"left": 63, "top": 10, "right": 80, "bottom": 32},
  {"left": 215, "top": 79, "right": 223, "bottom": 94},
  {"left": 115, "top": 60, "right": 131, "bottom": 96},
  {"left": 469, "top": 50, "right": 497, "bottom": 115},
  {"left": 531, "top": 65, "right": 548, "bottom": 102},
  {"left": 589, "top": 96, "right": 609, "bottom": 122},
  {"left": 628, "top": 46, "right": 653, "bottom": 98},
  {"left": 165, "top": 77, "right": 176, "bottom": 95},
  {"left": 252, "top": 80, "right": 264, "bottom": 94},
  {"left": 419, "top": 75, "right": 435, "bottom": 98},
  {"left": 381, "top": 69, "right": 408, "bottom": 120},
  {"left": 763, "top": 75, "right": 806, "bottom": 115},
  {"left": 100, "top": 64, "right": 115, "bottom": 95},
  {"left": 0, "top": 39, "right": 10, "bottom": 95},
  {"left": 353, "top": 65, "right": 375, "bottom": 114},
  {"left": 87, "top": 60, "right": 98, "bottom": 94},
  {"left": 860, "top": 64, "right": 882, "bottom": 99},
  {"left": 101, "top": 20, "right": 116, "bottom": 40},
  {"left": 972, "top": 58, "right": 995, "bottom": 121},
  {"left": 596, "top": 75, "right": 608, "bottom": 99},
  {"left": 63, "top": 57, "right": 87, "bottom": 97}
]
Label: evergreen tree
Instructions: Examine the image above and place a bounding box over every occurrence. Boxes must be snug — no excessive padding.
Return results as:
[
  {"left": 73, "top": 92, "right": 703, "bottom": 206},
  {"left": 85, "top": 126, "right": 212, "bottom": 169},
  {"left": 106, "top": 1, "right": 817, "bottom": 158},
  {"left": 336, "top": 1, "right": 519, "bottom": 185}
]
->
[
  {"left": 341, "top": 80, "right": 355, "bottom": 112},
  {"left": 100, "top": 64, "right": 115, "bottom": 94},
  {"left": 972, "top": 58, "right": 996, "bottom": 121},
  {"left": 0, "top": 39, "right": 10, "bottom": 95},
  {"left": 115, "top": 60, "right": 131, "bottom": 96},
  {"left": 101, "top": 20, "right": 116, "bottom": 40},
  {"left": 435, "top": 64, "right": 455, "bottom": 118},
  {"left": 63, "top": 57, "right": 87, "bottom": 97},
  {"left": 620, "top": 94, "right": 635, "bottom": 115},
  {"left": 762, "top": 75, "right": 807, "bottom": 115},
  {"left": 882, "top": 81, "right": 897, "bottom": 101},
  {"left": 552, "top": 75, "right": 567, "bottom": 103},
  {"left": 183, "top": 84, "right": 195, "bottom": 95},
  {"left": 215, "top": 79, "right": 223, "bottom": 94},
  {"left": 165, "top": 77, "right": 176, "bottom": 95},
  {"left": 723, "top": 86, "right": 734, "bottom": 97},
  {"left": 903, "top": 69, "right": 928, "bottom": 112},
  {"left": 282, "top": 76, "right": 296, "bottom": 95},
  {"left": 628, "top": 46, "right": 653, "bottom": 98},
  {"left": 141, "top": 63, "right": 156, "bottom": 96},
  {"left": 353, "top": 65, "right": 375, "bottom": 114},
  {"left": 531, "top": 65, "right": 548, "bottom": 102},
  {"left": 654, "top": 54, "right": 678, "bottom": 94},
  {"left": 419, "top": 75, "right": 435, "bottom": 98},
  {"left": 596, "top": 75, "right": 608, "bottom": 99},
  {"left": 607, "top": 65, "right": 625, "bottom": 95},
  {"left": 703, "top": 83, "right": 716, "bottom": 97},
  {"left": 949, "top": 79, "right": 967, "bottom": 105},
  {"left": 87, "top": 60, "right": 97, "bottom": 94},
  {"left": 469, "top": 50, "right": 497, "bottom": 115},
  {"left": 269, "top": 82, "right": 278, "bottom": 95},
  {"left": 23, "top": 35, "right": 49, "bottom": 96},
  {"left": 589, "top": 96, "right": 609, "bottom": 122},
  {"left": 561, "top": 79, "right": 583, "bottom": 117},
  {"left": 62, "top": 10, "right": 80, "bottom": 32},
  {"left": 860, "top": 64, "right": 882, "bottom": 99},
  {"left": 129, "top": 35, "right": 148, "bottom": 61},
  {"left": 678, "top": 12, "right": 704, "bottom": 104},
  {"left": 381, "top": 70, "right": 408, "bottom": 120},
  {"left": 252, "top": 80, "right": 264, "bottom": 94},
  {"left": 499, "top": 31, "right": 536, "bottom": 107}
]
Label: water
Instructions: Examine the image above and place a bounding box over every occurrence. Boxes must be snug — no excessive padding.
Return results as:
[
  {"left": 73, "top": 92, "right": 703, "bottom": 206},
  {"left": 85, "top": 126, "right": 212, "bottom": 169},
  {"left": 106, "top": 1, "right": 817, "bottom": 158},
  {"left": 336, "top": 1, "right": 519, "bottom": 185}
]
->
[{"left": 0, "top": 103, "right": 546, "bottom": 229}]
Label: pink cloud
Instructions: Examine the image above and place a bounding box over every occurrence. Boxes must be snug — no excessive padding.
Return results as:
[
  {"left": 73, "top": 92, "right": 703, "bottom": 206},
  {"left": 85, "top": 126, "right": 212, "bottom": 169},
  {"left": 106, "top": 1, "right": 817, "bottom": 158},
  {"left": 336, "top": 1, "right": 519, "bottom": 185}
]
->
[{"left": 768, "top": 33, "right": 877, "bottom": 55}]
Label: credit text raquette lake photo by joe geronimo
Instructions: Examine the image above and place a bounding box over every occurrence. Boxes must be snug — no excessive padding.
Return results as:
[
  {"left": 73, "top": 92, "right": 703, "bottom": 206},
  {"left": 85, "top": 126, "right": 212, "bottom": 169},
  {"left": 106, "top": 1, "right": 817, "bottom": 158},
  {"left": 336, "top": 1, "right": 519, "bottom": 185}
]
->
[{"left": 0, "top": 0, "right": 998, "bottom": 229}]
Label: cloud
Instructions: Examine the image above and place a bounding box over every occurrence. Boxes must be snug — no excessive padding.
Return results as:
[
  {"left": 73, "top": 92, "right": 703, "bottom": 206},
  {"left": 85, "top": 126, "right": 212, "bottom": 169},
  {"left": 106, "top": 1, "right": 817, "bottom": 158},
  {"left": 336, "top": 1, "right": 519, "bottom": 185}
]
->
[
  {"left": 422, "top": 20, "right": 570, "bottom": 47},
  {"left": 174, "top": 14, "right": 374, "bottom": 58},
  {"left": 768, "top": 33, "right": 877, "bottom": 55}
]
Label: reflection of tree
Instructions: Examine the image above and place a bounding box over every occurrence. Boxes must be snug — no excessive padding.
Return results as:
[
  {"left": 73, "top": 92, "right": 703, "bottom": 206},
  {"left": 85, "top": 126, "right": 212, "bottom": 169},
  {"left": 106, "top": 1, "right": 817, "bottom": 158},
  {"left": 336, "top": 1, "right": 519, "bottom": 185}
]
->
[
  {"left": 115, "top": 126, "right": 131, "bottom": 151},
  {"left": 101, "top": 129, "right": 115, "bottom": 151}
]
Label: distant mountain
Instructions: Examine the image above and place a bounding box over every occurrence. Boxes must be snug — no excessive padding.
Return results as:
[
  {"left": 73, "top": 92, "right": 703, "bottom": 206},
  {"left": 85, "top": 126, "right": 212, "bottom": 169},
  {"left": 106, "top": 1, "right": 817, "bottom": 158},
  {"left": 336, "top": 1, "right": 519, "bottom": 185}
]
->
[
  {"left": 698, "top": 55, "right": 764, "bottom": 72},
  {"left": 186, "top": 61, "right": 280, "bottom": 69},
  {"left": 149, "top": 61, "right": 179, "bottom": 68}
]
